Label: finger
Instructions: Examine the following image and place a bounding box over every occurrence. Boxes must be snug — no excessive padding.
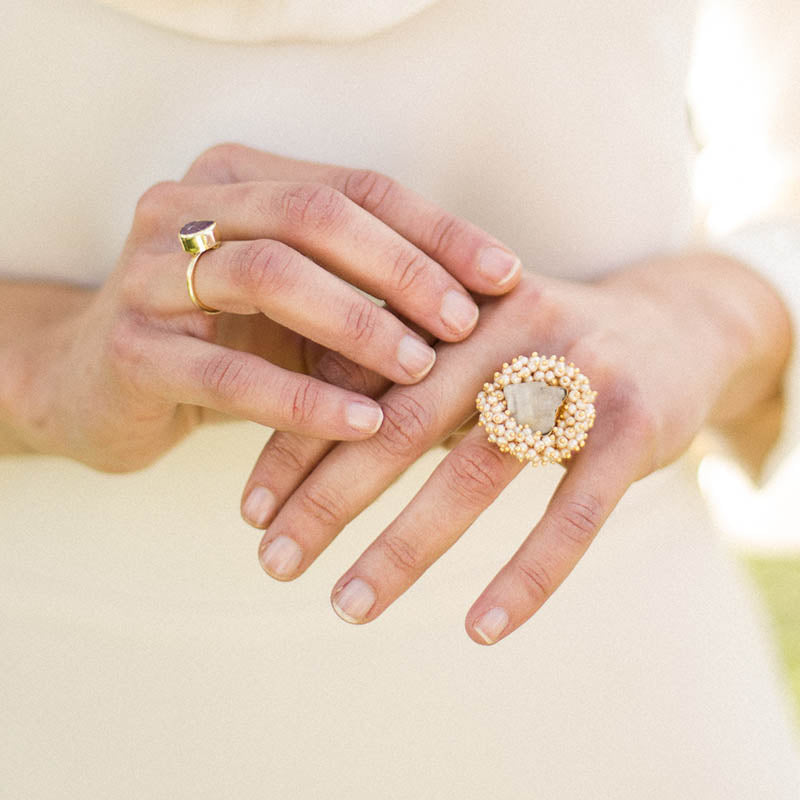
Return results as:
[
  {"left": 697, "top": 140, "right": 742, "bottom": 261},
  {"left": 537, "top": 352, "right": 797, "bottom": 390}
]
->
[
  {"left": 150, "top": 179, "right": 481, "bottom": 341},
  {"left": 145, "top": 241, "right": 437, "bottom": 384},
  {"left": 328, "top": 425, "right": 524, "bottom": 624},
  {"left": 464, "top": 426, "right": 643, "bottom": 645},
  {"left": 131, "top": 330, "right": 385, "bottom": 439},
  {"left": 254, "top": 306, "right": 520, "bottom": 580},
  {"left": 241, "top": 316, "right": 430, "bottom": 529},
  {"left": 181, "top": 143, "right": 522, "bottom": 296},
  {"left": 240, "top": 349, "right": 390, "bottom": 529}
]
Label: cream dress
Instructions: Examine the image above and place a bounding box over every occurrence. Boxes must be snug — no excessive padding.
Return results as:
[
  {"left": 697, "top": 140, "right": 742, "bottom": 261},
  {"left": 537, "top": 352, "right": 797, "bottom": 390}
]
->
[{"left": 2, "top": 0, "right": 799, "bottom": 797}]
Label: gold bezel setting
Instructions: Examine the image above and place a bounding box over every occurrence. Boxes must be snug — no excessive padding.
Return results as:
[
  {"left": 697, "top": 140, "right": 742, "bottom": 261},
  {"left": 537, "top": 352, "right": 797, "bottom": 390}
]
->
[{"left": 179, "top": 220, "right": 218, "bottom": 255}]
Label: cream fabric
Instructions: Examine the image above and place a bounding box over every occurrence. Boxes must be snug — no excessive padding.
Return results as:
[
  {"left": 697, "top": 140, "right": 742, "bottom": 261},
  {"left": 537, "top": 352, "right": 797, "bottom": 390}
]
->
[
  {"left": 94, "top": 0, "right": 440, "bottom": 42},
  {"left": 1, "top": 0, "right": 799, "bottom": 797}
]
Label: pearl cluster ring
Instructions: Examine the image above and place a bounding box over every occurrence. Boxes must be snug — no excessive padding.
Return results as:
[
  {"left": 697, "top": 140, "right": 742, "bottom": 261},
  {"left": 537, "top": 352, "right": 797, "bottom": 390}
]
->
[{"left": 476, "top": 352, "right": 597, "bottom": 466}]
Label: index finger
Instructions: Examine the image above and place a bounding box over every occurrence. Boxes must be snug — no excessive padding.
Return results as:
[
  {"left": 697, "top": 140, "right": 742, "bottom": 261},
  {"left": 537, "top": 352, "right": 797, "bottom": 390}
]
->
[{"left": 183, "top": 143, "right": 523, "bottom": 296}]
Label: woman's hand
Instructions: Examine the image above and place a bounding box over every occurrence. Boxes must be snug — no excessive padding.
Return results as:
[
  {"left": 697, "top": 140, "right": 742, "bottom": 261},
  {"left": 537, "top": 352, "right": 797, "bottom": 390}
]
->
[
  {"left": 2, "top": 144, "right": 521, "bottom": 471},
  {"left": 243, "top": 252, "right": 791, "bottom": 642}
]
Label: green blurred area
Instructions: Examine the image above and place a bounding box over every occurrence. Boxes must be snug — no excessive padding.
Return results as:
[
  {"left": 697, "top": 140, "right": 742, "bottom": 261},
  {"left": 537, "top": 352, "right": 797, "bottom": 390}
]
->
[{"left": 745, "top": 556, "right": 800, "bottom": 721}]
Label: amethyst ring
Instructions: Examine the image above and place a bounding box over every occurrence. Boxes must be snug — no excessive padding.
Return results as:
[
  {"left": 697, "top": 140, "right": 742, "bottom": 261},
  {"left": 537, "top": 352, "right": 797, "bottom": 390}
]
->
[{"left": 179, "top": 220, "right": 222, "bottom": 315}]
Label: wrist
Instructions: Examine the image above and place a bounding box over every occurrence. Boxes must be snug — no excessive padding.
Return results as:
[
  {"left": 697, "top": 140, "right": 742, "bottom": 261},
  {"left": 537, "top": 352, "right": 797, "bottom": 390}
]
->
[
  {"left": 599, "top": 251, "right": 792, "bottom": 424},
  {"left": 0, "top": 282, "right": 95, "bottom": 456},
  {"left": 698, "top": 250, "right": 792, "bottom": 425}
]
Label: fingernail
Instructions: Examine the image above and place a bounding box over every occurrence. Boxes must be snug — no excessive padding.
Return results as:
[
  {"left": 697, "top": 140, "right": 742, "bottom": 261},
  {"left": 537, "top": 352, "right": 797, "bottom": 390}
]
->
[
  {"left": 440, "top": 289, "right": 479, "bottom": 335},
  {"left": 397, "top": 335, "right": 436, "bottom": 379},
  {"left": 331, "top": 577, "right": 376, "bottom": 623},
  {"left": 242, "top": 486, "right": 277, "bottom": 528},
  {"left": 260, "top": 534, "right": 303, "bottom": 579},
  {"left": 473, "top": 606, "right": 509, "bottom": 644},
  {"left": 346, "top": 400, "right": 383, "bottom": 434},
  {"left": 478, "top": 247, "right": 521, "bottom": 286}
]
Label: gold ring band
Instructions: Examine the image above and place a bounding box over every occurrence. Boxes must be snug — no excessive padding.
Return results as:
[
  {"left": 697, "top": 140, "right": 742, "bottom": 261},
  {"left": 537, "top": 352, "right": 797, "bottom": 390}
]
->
[
  {"left": 186, "top": 249, "right": 222, "bottom": 315},
  {"left": 476, "top": 352, "right": 597, "bottom": 466},
  {"left": 179, "top": 220, "right": 222, "bottom": 315}
]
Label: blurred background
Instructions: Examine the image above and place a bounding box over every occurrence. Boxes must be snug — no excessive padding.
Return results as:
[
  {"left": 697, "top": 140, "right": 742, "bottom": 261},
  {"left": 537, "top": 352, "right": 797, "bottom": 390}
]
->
[
  {"left": 699, "top": 451, "right": 800, "bottom": 718},
  {"left": 690, "top": 0, "right": 800, "bottom": 719}
]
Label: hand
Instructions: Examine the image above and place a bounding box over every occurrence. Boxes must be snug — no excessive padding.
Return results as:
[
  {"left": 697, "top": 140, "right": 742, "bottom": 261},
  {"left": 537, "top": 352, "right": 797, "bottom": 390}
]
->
[
  {"left": 243, "top": 252, "right": 790, "bottom": 643},
  {"left": 10, "top": 143, "right": 521, "bottom": 471}
]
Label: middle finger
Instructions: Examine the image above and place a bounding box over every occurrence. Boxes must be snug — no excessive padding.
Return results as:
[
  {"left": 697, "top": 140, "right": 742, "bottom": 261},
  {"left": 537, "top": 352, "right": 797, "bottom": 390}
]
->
[
  {"left": 147, "top": 240, "right": 437, "bottom": 384},
  {"left": 158, "top": 180, "right": 481, "bottom": 341}
]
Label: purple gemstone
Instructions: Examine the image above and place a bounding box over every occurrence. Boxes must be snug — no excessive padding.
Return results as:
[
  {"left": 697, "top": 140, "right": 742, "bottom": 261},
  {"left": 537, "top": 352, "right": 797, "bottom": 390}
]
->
[{"left": 180, "top": 220, "right": 214, "bottom": 236}]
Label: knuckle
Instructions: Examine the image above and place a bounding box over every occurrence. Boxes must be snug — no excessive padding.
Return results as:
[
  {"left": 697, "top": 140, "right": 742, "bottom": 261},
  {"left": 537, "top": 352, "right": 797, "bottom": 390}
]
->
[
  {"left": 107, "top": 313, "right": 146, "bottom": 370},
  {"left": 594, "top": 366, "right": 658, "bottom": 442},
  {"left": 375, "top": 390, "right": 433, "bottom": 458},
  {"left": 313, "top": 352, "right": 374, "bottom": 393},
  {"left": 106, "top": 315, "right": 164, "bottom": 398},
  {"left": 263, "top": 434, "right": 307, "bottom": 474},
  {"left": 568, "top": 329, "right": 622, "bottom": 377},
  {"left": 517, "top": 281, "right": 561, "bottom": 339},
  {"left": 444, "top": 444, "right": 505, "bottom": 504},
  {"left": 182, "top": 313, "right": 219, "bottom": 344},
  {"left": 341, "top": 169, "right": 397, "bottom": 215},
  {"left": 617, "top": 386, "right": 658, "bottom": 442},
  {"left": 232, "top": 238, "right": 296, "bottom": 297},
  {"left": 552, "top": 493, "right": 603, "bottom": 548},
  {"left": 118, "top": 252, "right": 152, "bottom": 308},
  {"left": 514, "top": 558, "right": 554, "bottom": 605},
  {"left": 516, "top": 277, "right": 546, "bottom": 314},
  {"left": 379, "top": 531, "right": 421, "bottom": 574},
  {"left": 199, "top": 351, "right": 255, "bottom": 402},
  {"left": 296, "top": 482, "right": 347, "bottom": 527},
  {"left": 390, "top": 247, "right": 430, "bottom": 294},
  {"left": 605, "top": 381, "right": 660, "bottom": 470},
  {"left": 134, "top": 180, "right": 179, "bottom": 227},
  {"left": 189, "top": 142, "right": 243, "bottom": 182},
  {"left": 279, "top": 182, "right": 346, "bottom": 231},
  {"left": 281, "top": 379, "right": 322, "bottom": 428},
  {"left": 568, "top": 333, "right": 646, "bottom": 406},
  {"left": 343, "top": 298, "right": 380, "bottom": 345},
  {"left": 426, "top": 212, "right": 463, "bottom": 259}
]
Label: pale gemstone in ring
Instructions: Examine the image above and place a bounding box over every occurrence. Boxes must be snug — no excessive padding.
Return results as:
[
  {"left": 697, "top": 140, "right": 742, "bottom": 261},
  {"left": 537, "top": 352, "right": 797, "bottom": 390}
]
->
[{"left": 476, "top": 352, "right": 597, "bottom": 466}]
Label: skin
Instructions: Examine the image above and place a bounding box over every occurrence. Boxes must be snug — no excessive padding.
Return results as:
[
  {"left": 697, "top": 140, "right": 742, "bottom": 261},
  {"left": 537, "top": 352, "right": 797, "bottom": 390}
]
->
[
  {"left": 0, "top": 144, "right": 792, "bottom": 646},
  {"left": 0, "top": 144, "right": 521, "bottom": 471},
  {"left": 243, "top": 251, "right": 792, "bottom": 644}
]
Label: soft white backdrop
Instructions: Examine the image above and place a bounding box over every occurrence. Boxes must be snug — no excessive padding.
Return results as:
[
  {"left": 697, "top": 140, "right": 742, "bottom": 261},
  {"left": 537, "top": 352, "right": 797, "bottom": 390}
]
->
[{"left": 690, "top": 0, "right": 800, "bottom": 552}]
